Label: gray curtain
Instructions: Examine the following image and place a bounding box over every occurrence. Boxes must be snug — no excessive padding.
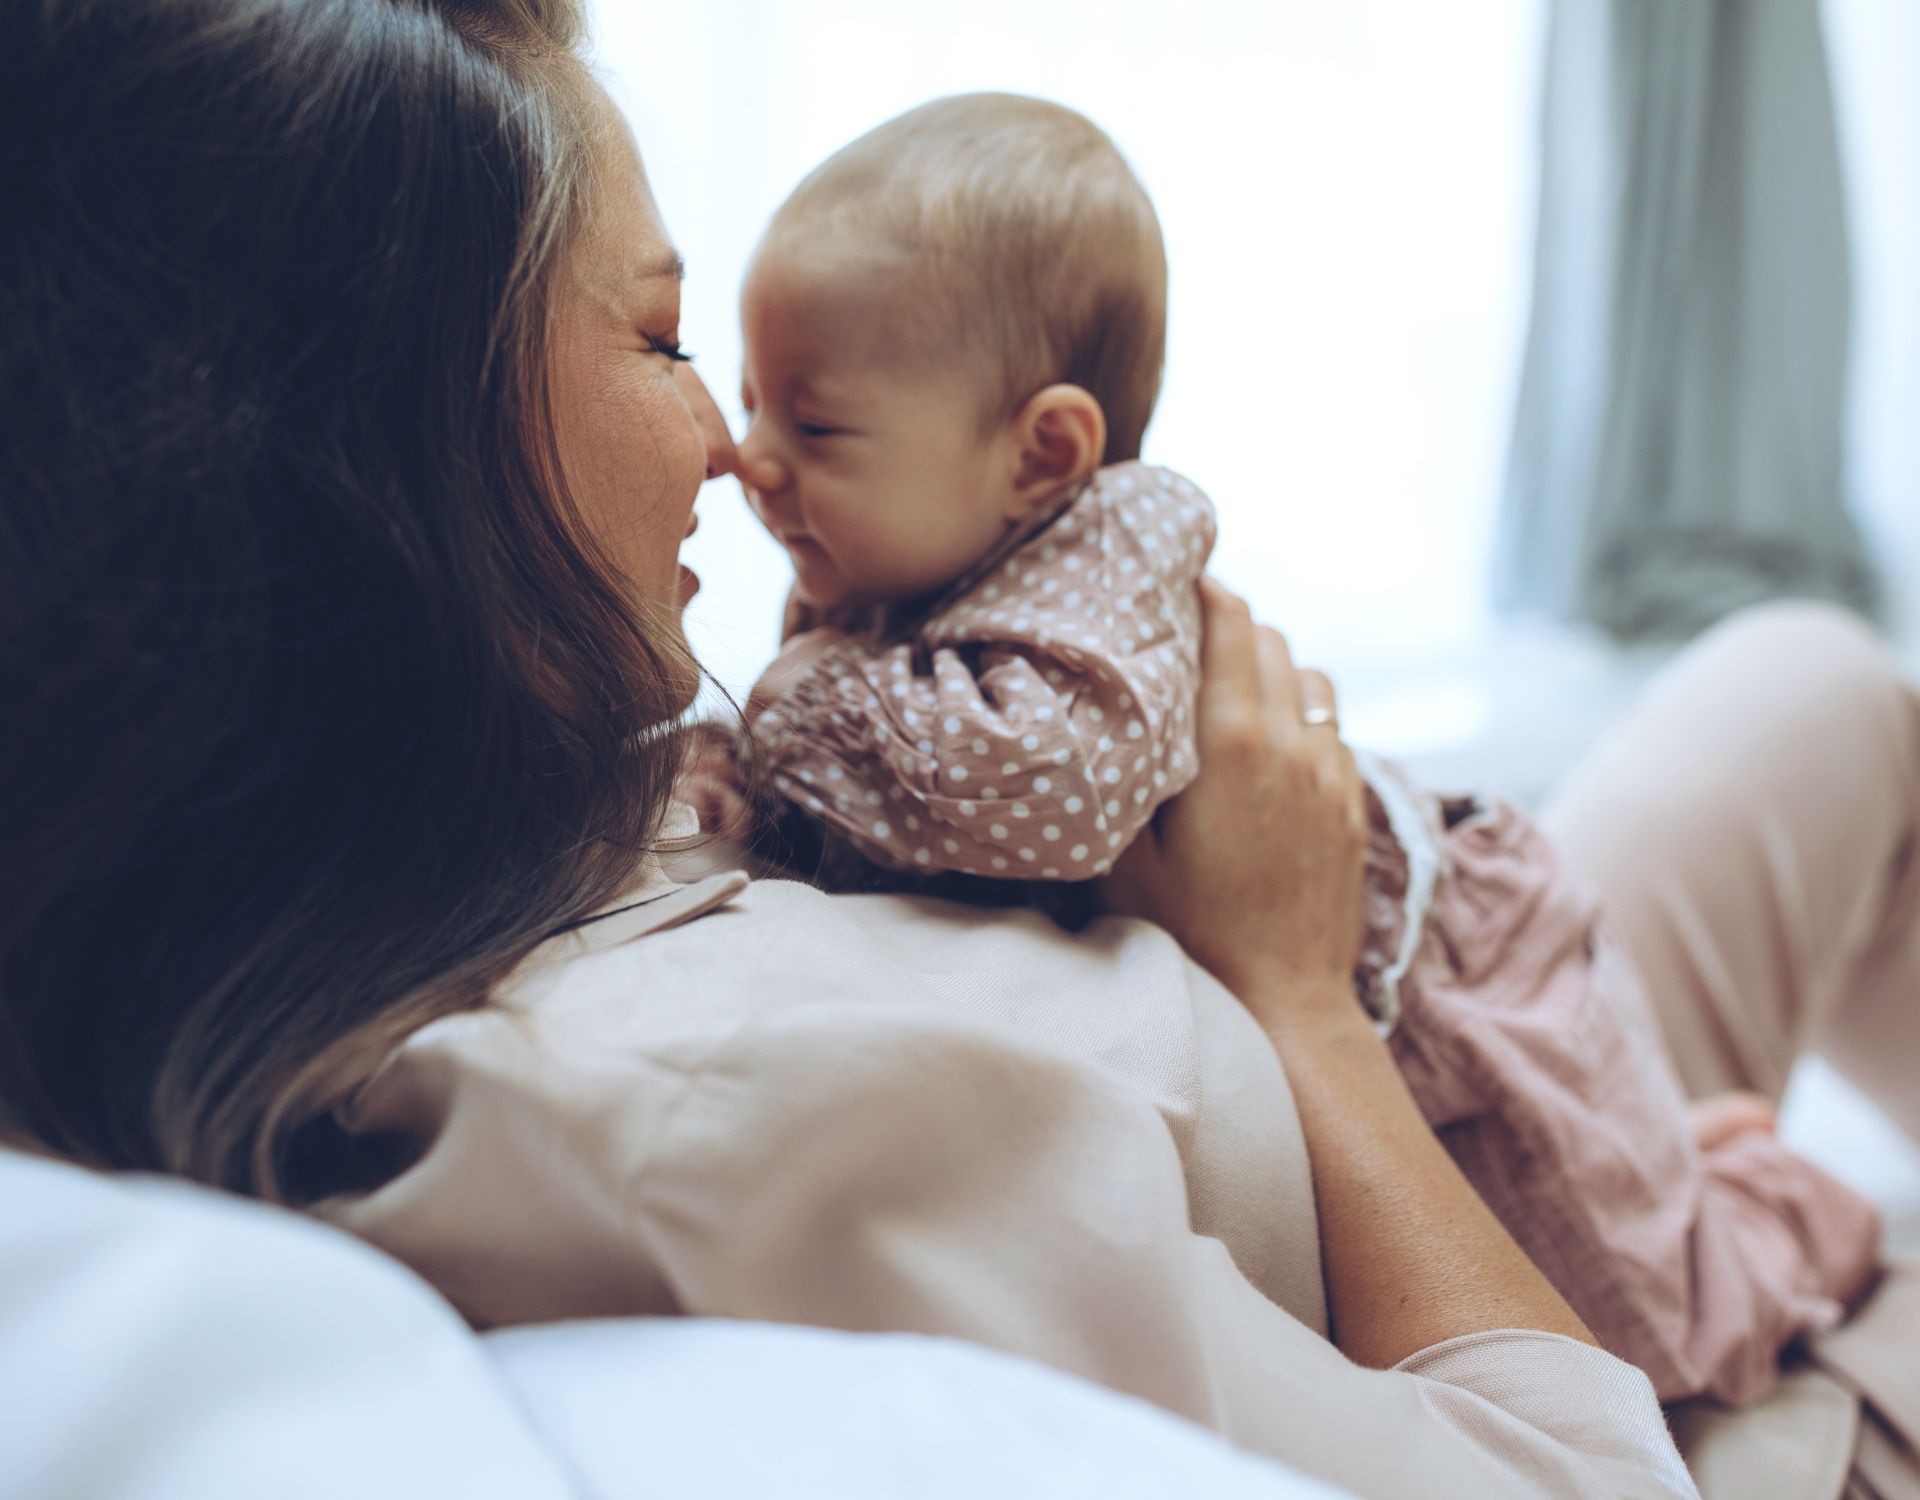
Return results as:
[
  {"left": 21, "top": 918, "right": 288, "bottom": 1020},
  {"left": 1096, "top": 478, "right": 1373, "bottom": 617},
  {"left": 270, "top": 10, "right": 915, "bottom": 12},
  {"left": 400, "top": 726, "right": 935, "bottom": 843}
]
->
[{"left": 1495, "top": 0, "right": 1879, "bottom": 640}]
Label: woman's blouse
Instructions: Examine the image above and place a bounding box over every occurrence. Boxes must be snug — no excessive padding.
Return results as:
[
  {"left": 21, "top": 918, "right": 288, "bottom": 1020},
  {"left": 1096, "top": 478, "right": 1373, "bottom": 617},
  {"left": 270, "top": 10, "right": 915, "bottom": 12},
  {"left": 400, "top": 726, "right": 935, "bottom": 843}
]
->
[{"left": 325, "top": 862, "right": 1696, "bottom": 1500}]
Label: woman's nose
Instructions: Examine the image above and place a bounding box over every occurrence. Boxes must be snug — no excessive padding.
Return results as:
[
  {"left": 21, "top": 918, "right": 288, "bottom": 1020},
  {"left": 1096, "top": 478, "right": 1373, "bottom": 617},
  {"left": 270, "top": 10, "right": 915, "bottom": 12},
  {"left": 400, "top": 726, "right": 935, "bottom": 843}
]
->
[{"left": 672, "top": 362, "right": 739, "bottom": 481}]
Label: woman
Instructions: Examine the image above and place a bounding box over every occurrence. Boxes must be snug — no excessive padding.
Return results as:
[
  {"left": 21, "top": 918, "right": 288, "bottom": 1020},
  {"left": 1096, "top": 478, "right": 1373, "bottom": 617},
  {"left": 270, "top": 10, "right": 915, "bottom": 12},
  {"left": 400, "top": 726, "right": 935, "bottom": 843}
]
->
[{"left": 0, "top": 2, "right": 1910, "bottom": 1495}]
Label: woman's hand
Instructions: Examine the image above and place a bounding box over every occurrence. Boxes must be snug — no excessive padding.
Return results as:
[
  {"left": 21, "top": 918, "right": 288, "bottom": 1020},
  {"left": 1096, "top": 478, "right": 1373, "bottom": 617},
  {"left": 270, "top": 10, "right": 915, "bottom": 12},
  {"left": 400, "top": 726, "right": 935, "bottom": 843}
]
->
[
  {"left": 1102, "top": 578, "right": 1368, "bottom": 1019},
  {"left": 1109, "top": 579, "right": 1595, "bottom": 1366}
]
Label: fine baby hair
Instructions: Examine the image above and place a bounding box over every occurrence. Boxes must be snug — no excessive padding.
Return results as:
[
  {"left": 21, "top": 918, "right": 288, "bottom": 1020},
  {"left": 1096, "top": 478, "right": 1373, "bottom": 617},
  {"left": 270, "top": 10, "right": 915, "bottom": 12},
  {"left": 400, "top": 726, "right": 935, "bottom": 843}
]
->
[{"left": 762, "top": 92, "right": 1168, "bottom": 463}]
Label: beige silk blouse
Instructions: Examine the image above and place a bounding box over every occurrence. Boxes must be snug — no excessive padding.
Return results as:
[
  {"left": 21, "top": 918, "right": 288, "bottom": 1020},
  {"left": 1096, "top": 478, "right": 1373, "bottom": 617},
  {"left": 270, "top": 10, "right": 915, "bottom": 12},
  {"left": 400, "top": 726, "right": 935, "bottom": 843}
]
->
[{"left": 325, "top": 858, "right": 1696, "bottom": 1500}]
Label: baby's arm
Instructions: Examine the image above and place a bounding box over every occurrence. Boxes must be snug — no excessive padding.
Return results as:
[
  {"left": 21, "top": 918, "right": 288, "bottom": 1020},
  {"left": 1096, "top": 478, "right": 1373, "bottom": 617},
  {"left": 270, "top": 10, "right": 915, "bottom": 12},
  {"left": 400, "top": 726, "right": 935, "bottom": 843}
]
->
[
  {"left": 753, "top": 629, "right": 1189, "bottom": 879},
  {"left": 747, "top": 627, "right": 848, "bottom": 722},
  {"left": 752, "top": 465, "right": 1217, "bottom": 880}
]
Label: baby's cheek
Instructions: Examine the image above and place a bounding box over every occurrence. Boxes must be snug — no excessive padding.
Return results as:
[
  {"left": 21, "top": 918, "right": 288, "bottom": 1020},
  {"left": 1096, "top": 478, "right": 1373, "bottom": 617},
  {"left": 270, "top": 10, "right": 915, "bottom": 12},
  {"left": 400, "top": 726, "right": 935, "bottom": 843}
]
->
[
  {"left": 889, "top": 507, "right": 970, "bottom": 576},
  {"left": 812, "top": 509, "right": 889, "bottom": 580}
]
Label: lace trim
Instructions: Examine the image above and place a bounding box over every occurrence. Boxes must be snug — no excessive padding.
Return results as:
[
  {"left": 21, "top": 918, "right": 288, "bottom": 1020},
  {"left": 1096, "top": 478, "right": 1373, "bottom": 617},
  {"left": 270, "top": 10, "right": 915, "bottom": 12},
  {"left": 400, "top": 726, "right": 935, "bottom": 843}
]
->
[{"left": 1351, "top": 747, "right": 1444, "bottom": 1034}]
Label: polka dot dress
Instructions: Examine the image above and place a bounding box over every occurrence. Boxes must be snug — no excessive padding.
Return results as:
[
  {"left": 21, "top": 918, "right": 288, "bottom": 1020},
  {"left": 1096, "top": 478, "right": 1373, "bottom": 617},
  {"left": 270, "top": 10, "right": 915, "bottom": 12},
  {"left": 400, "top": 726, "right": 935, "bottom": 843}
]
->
[{"left": 752, "top": 461, "right": 1215, "bottom": 883}]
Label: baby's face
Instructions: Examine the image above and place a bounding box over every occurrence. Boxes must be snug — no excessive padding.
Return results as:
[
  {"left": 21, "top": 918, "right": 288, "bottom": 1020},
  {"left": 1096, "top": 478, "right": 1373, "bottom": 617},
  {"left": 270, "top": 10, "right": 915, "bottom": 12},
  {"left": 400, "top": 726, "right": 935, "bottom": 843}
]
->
[{"left": 737, "top": 248, "right": 1019, "bottom": 611}]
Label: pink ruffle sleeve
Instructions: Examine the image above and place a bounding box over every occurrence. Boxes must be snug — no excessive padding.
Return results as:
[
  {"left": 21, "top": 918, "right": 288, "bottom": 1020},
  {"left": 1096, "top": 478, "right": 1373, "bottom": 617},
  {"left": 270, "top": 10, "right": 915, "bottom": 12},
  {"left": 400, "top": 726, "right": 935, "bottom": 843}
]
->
[{"left": 750, "top": 463, "right": 1215, "bottom": 880}]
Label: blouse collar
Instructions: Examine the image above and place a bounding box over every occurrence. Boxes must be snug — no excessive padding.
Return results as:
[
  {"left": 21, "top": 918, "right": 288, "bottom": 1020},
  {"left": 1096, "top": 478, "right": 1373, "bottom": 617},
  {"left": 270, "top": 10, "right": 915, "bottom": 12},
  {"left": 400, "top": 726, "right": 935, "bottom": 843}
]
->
[{"left": 522, "top": 799, "right": 750, "bottom": 969}]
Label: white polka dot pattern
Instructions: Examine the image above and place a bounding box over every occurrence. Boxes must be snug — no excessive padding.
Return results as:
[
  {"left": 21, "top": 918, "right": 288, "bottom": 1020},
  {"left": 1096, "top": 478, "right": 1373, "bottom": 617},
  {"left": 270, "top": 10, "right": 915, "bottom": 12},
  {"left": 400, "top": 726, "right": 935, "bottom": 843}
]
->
[{"left": 752, "top": 461, "right": 1216, "bottom": 880}]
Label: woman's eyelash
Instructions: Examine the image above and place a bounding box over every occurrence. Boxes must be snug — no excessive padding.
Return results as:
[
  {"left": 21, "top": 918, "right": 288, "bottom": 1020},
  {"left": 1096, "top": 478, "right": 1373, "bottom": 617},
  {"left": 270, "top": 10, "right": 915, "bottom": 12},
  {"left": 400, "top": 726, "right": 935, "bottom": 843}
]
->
[{"left": 646, "top": 334, "right": 694, "bottom": 363}]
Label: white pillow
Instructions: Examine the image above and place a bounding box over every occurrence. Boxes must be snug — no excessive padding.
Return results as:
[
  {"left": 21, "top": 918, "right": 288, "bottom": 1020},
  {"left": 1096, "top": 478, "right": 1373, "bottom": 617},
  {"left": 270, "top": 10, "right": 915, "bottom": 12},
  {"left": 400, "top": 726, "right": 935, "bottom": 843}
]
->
[
  {"left": 0, "top": 1147, "right": 1353, "bottom": 1499},
  {"left": 488, "top": 1317, "right": 1355, "bottom": 1500},
  {"left": 0, "top": 1148, "right": 573, "bottom": 1500}
]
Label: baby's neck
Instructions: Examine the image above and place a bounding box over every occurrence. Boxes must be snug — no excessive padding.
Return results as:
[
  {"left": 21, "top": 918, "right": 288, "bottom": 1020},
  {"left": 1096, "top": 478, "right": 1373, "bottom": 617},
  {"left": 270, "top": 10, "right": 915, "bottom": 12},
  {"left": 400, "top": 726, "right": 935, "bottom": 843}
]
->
[{"left": 887, "top": 479, "right": 1094, "bottom": 639}]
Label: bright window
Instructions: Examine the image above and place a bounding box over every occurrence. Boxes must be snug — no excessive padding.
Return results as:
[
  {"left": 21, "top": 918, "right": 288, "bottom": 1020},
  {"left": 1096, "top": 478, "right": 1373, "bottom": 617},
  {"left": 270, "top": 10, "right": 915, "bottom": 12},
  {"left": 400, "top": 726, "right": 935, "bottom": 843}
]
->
[
  {"left": 592, "top": 1, "right": 1547, "bottom": 704},
  {"left": 1824, "top": 0, "right": 1920, "bottom": 643}
]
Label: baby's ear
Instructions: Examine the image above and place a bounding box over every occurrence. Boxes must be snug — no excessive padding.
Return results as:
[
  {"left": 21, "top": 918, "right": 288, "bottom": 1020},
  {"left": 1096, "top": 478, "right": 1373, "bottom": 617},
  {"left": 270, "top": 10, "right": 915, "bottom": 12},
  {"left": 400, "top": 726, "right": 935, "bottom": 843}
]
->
[{"left": 1006, "top": 384, "right": 1106, "bottom": 521}]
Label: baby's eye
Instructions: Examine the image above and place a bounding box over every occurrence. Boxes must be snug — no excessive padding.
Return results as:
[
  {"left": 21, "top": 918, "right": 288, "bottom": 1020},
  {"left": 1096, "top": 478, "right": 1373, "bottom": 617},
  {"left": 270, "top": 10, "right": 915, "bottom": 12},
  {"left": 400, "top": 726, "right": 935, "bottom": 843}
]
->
[{"left": 795, "top": 421, "right": 840, "bottom": 440}]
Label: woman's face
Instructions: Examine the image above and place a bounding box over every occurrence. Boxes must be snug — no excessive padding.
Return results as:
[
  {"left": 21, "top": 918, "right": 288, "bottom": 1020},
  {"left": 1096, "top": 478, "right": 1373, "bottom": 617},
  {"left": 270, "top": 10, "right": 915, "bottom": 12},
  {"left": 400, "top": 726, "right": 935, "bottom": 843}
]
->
[{"left": 547, "top": 95, "right": 735, "bottom": 688}]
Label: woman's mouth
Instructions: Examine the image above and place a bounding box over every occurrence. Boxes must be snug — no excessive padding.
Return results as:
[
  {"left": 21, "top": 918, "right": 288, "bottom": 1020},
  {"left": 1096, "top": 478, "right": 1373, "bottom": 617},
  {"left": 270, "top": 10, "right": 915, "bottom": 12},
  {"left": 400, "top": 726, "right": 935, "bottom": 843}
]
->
[{"left": 678, "top": 562, "right": 700, "bottom": 602}]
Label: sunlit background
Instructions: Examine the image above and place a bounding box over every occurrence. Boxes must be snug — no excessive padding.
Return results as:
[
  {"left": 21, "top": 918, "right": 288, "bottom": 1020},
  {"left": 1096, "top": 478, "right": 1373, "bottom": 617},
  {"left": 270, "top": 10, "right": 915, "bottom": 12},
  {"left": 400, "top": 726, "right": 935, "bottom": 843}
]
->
[
  {"left": 591, "top": 0, "right": 1919, "bottom": 794},
  {"left": 598, "top": 1, "right": 1539, "bottom": 726}
]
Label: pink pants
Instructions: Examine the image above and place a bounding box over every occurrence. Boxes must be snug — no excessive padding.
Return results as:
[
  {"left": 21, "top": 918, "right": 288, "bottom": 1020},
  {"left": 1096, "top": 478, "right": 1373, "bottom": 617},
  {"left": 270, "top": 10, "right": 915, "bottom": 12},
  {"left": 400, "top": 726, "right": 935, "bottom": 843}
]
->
[{"left": 1540, "top": 602, "right": 1920, "bottom": 1494}]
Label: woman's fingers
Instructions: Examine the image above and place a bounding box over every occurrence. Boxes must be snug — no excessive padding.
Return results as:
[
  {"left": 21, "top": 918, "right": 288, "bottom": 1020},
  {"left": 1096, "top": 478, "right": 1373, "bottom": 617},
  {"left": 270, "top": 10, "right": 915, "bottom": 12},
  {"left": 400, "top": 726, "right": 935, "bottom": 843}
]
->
[
  {"left": 1253, "top": 626, "right": 1300, "bottom": 737},
  {"left": 1194, "top": 579, "right": 1262, "bottom": 743},
  {"left": 1253, "top": 634, "right": 1362, "bottom": 842},
  {"left": 1191, "top": 587, "right": 1348, "bottom": 780},
  {"left": 1098, "top": 582, "right": 1368, "bottom": 995},
  {"left": 1253, "top": 626, "right": 1340, "bottom": 746},
  {"left": 1297, "top": 668, "right": 1338, "bottom": 733}
]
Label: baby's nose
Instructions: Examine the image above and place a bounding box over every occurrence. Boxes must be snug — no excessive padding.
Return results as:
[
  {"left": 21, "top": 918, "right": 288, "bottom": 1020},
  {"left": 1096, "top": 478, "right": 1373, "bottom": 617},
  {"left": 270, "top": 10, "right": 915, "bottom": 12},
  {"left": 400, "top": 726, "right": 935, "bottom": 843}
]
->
[{"left": 738, "top": 452, "right": 791, "bottom": 499}]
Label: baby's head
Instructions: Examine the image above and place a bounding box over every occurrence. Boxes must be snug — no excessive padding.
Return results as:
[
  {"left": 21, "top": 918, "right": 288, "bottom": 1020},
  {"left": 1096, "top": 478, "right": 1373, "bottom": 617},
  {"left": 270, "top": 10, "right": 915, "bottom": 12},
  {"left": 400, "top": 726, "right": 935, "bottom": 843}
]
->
[{"left": 737, "top": 93, "right": 1166, "bottom": 610}]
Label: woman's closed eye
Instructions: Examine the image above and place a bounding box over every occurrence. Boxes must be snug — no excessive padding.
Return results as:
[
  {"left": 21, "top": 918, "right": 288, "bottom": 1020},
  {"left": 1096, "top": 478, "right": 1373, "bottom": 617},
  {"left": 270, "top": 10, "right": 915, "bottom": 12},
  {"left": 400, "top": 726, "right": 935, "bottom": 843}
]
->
[
  {"left": 795, "top": 420, "right": 841, "bottom": 440},
  {"left": 643, "top": 332, "right": 694, "bottom": 363}
]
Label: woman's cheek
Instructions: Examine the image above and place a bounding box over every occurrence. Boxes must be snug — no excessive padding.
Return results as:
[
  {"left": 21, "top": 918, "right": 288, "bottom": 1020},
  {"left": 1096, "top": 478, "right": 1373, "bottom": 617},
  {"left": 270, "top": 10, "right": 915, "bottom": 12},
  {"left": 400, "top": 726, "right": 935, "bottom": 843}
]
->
[
  {"left": 658, "top": 375, "right": 708, "bottom": 488},
  {"left": 628, "top": 381, "right": 704, "bottom": 582}
]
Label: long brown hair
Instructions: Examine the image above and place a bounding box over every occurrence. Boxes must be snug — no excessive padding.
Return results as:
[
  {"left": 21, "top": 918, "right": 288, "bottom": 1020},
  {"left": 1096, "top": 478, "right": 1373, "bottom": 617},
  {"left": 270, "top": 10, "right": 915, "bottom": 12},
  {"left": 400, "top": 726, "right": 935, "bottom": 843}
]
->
[{"left": 0, "top": 0, "right": 689, "bottom": 1198}]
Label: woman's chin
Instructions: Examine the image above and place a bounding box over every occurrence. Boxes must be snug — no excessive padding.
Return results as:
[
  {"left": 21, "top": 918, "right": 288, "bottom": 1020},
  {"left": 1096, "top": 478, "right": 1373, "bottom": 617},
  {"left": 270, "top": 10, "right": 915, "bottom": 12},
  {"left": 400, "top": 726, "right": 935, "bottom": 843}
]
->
[
  {"left": 643, "top": 597, "right": 704, "bottom": 714},
  {"left": 662, "top": 648, "right": 704, "bottom": 715}
]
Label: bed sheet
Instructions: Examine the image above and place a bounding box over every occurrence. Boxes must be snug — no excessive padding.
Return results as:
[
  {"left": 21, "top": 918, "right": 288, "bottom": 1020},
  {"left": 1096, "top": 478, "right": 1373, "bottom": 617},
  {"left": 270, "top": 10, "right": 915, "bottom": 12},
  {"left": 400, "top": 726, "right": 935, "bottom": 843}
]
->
[{"left": 0, "top": 1147, "right": 1349, "bottom": 1499}]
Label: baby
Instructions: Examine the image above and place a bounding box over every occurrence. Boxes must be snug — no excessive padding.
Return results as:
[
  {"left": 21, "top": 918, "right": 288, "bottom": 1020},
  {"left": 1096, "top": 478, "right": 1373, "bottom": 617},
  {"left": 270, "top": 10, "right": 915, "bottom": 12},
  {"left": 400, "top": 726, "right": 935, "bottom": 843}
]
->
[{"left": 704, "top": 93, "right": 1879, "bottom": 1406}]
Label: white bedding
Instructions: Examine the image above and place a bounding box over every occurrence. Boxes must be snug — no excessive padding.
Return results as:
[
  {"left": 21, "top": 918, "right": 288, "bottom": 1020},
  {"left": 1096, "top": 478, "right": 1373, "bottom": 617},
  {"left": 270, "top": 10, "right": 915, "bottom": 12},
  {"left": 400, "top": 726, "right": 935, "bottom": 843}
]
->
[
  {"left": 490, "top": 1318, "right": 1346, "bottom": 1500},
  {"left": 3, "top": 1056, "right": 1910, "bottom": 1498},
  {"left": 0, "top": 1147, "right": 1349, "bottom": 1499},
  {"left": 0, "top": 1149, "right": 570, "bottom": 1500},
  {"left": 1779, "top": 1056, "right": 1920, "bottom": 1258}
]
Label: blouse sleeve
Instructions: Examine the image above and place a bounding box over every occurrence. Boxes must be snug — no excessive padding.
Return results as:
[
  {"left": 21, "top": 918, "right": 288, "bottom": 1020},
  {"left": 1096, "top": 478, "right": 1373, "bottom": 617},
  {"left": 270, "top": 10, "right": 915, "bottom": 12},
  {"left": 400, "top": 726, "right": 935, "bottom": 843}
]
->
[
  {"left": 637, "top": 1005, "right": 1697, "bottom": 1500},
  {"left": 751, "top": 463, "right": 1215, "bottom": 881}
]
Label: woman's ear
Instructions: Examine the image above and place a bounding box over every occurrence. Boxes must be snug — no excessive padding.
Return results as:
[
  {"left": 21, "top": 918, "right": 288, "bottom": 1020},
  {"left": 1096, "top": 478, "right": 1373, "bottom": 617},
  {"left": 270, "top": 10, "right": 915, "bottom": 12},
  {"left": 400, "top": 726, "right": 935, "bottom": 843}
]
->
[{"left": 1005, "top": 384, "right": 1107, "bottom": 521}]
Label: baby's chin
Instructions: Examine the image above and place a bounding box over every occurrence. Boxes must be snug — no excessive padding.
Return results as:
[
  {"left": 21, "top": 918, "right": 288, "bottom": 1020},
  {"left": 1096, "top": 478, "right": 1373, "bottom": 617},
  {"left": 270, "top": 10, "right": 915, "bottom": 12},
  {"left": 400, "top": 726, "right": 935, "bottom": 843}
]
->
[
  {"left": 787, "top": 548, "right": 864, "bottom": 610},
  {"left": 788, "top": 566, "right": 845, "bottom": 610},
  {"left": 787, "top": 547, "right": 956, "bottom": 618}
]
